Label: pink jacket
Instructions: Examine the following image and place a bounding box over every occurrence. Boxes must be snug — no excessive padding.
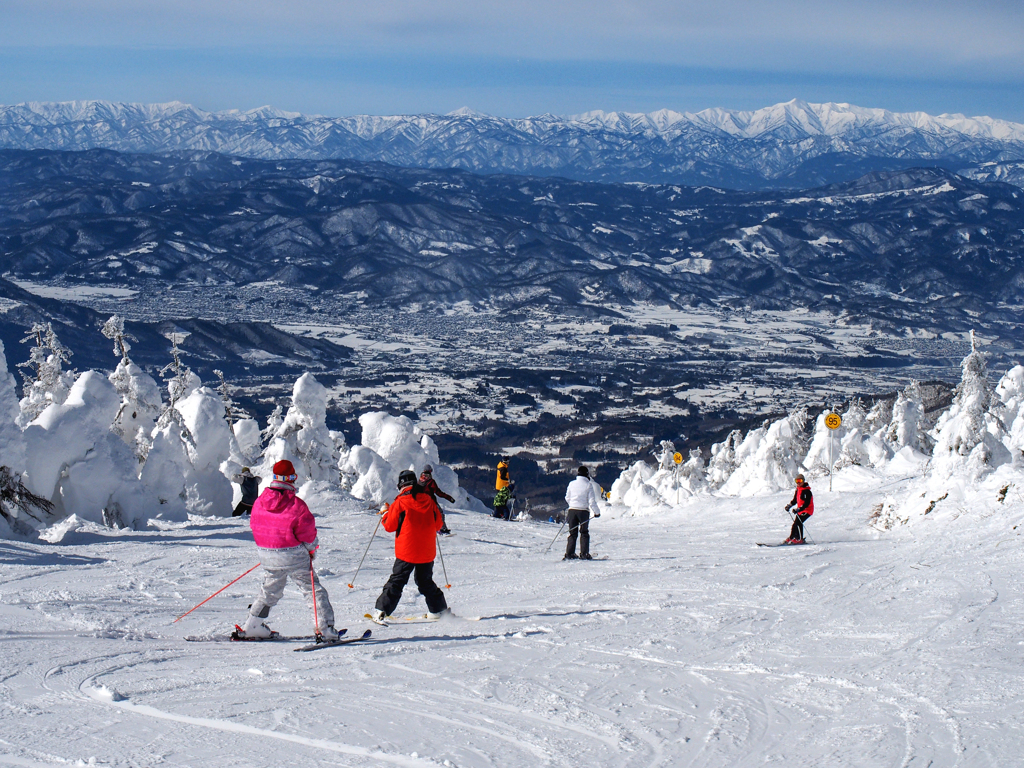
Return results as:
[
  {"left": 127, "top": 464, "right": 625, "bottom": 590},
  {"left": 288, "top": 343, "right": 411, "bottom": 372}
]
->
[{"left": 249, "top": 482, "right": 318, "bottom": 550}]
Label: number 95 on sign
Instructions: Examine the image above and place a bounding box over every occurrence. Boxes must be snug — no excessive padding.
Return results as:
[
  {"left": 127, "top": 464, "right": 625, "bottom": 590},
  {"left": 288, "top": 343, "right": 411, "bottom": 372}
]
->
[{"left": 824, "top": 413, "right": 843, "bottom": 430}]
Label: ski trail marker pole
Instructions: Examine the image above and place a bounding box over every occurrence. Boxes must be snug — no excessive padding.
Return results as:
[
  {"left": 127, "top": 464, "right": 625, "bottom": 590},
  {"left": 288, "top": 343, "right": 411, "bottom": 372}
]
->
[
  {"left": 173, "top": 562, "right": 260, "bottom": 623},
  {"left": 309, "top": 552, "right": 322, "bottom": 641},
  {"left": 436, "top": 535, "right": 451, "bottom": 589},
  {"left": 348, "top": 514, "right": 383, "bottom": 588}
]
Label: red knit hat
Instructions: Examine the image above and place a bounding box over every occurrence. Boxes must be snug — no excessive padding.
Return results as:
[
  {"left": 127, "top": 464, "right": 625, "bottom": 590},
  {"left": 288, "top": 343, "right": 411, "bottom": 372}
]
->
[{"left": 273, "top": 460, "right": 296, "bottom": 480}]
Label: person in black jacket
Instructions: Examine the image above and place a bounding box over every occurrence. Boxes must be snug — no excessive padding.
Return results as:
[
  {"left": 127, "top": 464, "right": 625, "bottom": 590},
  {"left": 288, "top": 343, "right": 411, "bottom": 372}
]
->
[
  {"left": 231, "top": 467, "right": 262, "bottom": 517},
  {"left": 784, "top": 474, "right": 814, "bottom": 544}
]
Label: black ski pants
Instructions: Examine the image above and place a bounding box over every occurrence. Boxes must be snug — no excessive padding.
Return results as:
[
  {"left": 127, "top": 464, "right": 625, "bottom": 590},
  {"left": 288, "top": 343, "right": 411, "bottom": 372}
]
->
[
  {"left": 565, "top": 508, "right": 591, "bottom": 557},
  {"left": 375, "top": 558, "right": 448, "bottom": 616},
  {"left": 789, "top": 513, "right": 810, "bottom": 541},
  {"left": 232, "top": 501, "right": 253, "bottom": 517}
]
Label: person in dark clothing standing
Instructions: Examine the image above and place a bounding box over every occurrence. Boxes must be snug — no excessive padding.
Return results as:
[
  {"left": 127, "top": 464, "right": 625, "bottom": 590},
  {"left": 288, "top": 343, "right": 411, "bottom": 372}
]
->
[
  {"left": 231, "top": 467, "right": 262, "bottom": 517},
  {"left": 784, "top": 474, "right": 814, "bottom": 544},
  {"left": 419, "top": 464, "right": 454, "bottom": 535},
  {"left": 493, "top": 483, "right": 515, "bottom": 520},
  {"left": 370, "top": 470, "right": 449, "bottom": 623}
]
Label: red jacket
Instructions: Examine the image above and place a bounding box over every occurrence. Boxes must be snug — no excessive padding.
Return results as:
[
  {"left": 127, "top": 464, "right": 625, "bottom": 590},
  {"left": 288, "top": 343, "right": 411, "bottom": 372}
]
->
[
  {"left": 419, "top": 474, "right": 455, "bottom": 503},
  {"left": 789, "top": 484, "right": 814, "bottom": 516},
  {"left": 383, "top": 486, "right": 443, "bottom": 563}
]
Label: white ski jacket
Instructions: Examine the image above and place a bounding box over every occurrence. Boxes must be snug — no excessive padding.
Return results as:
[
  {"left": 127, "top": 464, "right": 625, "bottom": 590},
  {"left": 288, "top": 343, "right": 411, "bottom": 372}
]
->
[{"left": 565, "top": 476, "right": 601, "bottom": 515}]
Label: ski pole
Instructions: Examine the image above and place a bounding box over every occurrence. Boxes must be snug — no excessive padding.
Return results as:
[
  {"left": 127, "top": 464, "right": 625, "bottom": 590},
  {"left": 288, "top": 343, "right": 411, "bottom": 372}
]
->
[
  {"left": 348, "top": 514, "right": 383, "bottom": 588},
  {"left": 309, "top": 552, "right": 322, "bottom": 641},
  {"left": 546, "top": 512, "right": 601, "bottom": 554},
  {"left": 173, "top": 562, "right": 260, "bottom": 622},
  {"left": 545, "top": 519, "right": 568, "bottom": 553},
  {"left": 436, "top": 535, "right": 451, "bottom": 589}
]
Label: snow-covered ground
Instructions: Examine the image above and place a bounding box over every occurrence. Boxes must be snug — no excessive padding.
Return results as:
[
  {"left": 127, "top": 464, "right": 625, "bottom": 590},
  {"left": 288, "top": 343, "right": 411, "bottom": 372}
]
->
[{"left": 2, "top": 473, "right": 1022, "bottom": 767}]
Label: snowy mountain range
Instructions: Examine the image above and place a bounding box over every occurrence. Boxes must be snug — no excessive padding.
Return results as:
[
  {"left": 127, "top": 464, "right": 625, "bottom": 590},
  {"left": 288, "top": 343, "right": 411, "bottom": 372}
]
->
[{"left": 3, "top": 99, "right": 1024, "bottom": 190}]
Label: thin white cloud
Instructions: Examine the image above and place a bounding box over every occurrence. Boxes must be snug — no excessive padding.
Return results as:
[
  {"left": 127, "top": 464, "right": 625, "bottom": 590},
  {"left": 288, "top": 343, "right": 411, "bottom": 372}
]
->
[{"left": 4, "top": 0, "right": 1022, "bottom": 79}]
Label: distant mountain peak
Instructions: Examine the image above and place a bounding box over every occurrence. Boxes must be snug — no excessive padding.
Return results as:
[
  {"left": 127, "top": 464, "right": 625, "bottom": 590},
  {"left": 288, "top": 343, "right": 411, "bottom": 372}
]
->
[{"left": 446, "top": 107, "right": 489, "bottom": 118}]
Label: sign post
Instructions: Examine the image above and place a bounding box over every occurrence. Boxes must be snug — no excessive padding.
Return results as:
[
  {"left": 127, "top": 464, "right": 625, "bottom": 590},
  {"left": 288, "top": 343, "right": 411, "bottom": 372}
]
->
[
  {"left": 672, "top": 452, "right": 684, "bottom": 504},
  {"left": 824, "top": 412, "right": 842, "bottom": 492}
]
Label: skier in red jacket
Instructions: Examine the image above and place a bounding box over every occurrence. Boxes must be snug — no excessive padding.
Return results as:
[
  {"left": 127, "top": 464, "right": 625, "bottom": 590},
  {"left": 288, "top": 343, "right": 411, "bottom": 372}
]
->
[
  {"left": 370, "top": 470, "right": 449, "bottom": 622},
  {"left": 784, "top": 474, "right": 814, "bottom": 544},
  {"left": 419, "top": 464, "right": 454, "bottom": 535}
]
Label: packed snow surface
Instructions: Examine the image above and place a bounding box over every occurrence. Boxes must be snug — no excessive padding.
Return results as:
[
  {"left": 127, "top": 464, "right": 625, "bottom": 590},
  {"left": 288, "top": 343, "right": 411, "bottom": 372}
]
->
[{"left": 2, "top": 471, "right": 1022, "bottom": 766}]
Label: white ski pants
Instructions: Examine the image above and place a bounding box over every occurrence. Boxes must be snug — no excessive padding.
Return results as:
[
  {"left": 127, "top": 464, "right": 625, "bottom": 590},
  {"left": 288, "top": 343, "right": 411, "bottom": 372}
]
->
[{"left": 249, "top": 545, "right": 335, "bottom": 630}]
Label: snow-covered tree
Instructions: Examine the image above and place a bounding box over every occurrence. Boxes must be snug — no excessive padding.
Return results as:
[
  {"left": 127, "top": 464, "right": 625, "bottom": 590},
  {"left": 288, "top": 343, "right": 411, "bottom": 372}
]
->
[
  {"left": 801, "top": 409, "right": 838, "bottom": 478},
  {"left": 930, "top": 334, "right": 1010, "bottom": 477},
  {"left": 23, "top": 371, "right": 175, "bottom": 529},
  {"left": 886, "top": 381, "right": 929, "bottom": 452},
  {"left": 993, "top": 365, "right": 1024, "bottom": 457},
  {"left": 720, "top": 409, "right": 810, "bottom": 496},
  {"left": 214, "top": 369, "right": 248, "bottom": 427},
  {"left": 161, "top": 332, "right": 200, "bottom": 406},
  {"left": 103, "top": 315, "right": 162, "bottom": 460},
  {"left": 679, "top": 449, "right": 707, "bottom": 492},
  {"left": 865, "top": 399, "right": 892, "bottom": 437},
  {"left": 706, "top": 429, "right": 742, "bottom": 489},
  {"left": 607, "top": 460, "right": 667, "bottom": 515},
  {"left": 340, "top": 412, "right": 472, "bottom": 508},
  {"left": 0, "top": 465, "right": 54, "bottom": 537},
  {"left": 140, "top": 335, "right": 202, "bottom": 512},
  {"left": 212, "top": 368, "right": 257, "bottom": 470},
  {"left": 261, "top": 373, "right": 340, "bottom": 483},
  {"left": 261, "top": 405, "right": 284, "bottom": 447},
  {"left": 17, "top": 323, "right": 75, "bottom": 427},
  {"left": 175, "top": 387, "right": 234, "bottom": 515},
  {"left": 655, "top": 440, "right": 677, "bottom": 470},
  {"left": 233, "top": 418, "right": 263, "bottom": 464},
  {"left": 835, "top": 399, "right": 871, "bottom": 468}
]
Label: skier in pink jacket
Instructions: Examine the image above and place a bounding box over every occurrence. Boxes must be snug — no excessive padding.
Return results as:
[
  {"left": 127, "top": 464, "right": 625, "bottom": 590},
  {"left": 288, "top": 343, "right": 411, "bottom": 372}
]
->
[{"left": 236, "top": 460, "right": 339, "bottom": 640}]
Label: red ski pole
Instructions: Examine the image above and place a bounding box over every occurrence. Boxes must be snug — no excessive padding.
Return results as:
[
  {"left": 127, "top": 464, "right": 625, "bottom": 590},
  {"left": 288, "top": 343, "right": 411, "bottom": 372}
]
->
[
  {"left": 173, "top": 562, "right": 260, "bottom": 623},
  {"left": 309, "top": 552, "right": 322, "bottom": 641}
]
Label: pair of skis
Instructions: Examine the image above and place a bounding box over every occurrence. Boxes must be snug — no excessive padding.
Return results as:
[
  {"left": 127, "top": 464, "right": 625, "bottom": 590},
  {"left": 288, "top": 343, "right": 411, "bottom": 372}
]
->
[
  {"left": 364, "top": 612, "right": 479, "bottom": 627},
  {"left": 187, "top": 627, "right": 372, "bottom": 652},
  {"left": 756, "top": 541, "right": 810, "bottom": 547},
  {"left": 364, "top": 612, "right": 443, "bottom": 627}
]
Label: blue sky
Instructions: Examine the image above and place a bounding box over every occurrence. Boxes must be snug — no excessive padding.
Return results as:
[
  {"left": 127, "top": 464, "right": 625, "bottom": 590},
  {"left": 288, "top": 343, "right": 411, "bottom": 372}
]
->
[{"left": 2, "top": 1, "right": 1023, "bottom": 121}]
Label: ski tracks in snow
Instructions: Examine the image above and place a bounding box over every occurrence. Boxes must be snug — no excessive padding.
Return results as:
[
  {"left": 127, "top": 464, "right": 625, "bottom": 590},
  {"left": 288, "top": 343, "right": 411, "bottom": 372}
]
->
[{"left": 3, "top": 491, "right": 1023, "bottom": 765}]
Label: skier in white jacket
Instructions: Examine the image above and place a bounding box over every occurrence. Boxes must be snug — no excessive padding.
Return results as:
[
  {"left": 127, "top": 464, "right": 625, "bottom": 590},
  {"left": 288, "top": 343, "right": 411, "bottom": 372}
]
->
[{"left": 563, "top": 466, "right": 601, "bottom": 560}]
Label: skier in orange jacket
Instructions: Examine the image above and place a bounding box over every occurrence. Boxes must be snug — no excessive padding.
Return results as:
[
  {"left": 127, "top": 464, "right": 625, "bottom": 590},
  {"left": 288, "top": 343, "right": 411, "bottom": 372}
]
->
[{"left": 370, "top": 470, "right": 449, "bottom": 622}]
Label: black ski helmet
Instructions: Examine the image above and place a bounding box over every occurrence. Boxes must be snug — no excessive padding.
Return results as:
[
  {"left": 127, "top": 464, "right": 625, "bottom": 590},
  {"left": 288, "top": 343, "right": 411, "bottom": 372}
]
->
[
  {"left": 397, "top": 470, "right": 417, "bottom": 489},
  {"left": 577, "top": 466, "right": 590, "bottom": 477}
]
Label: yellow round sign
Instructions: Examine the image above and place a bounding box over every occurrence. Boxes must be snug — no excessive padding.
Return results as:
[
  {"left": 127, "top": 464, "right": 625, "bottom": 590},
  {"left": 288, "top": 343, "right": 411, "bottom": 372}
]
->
[
  {"left": 824, "top": 413, "right": 843, "bottom": 430},
  {"left": 672, "top": 452, "right": 684, "bottom": 465}
]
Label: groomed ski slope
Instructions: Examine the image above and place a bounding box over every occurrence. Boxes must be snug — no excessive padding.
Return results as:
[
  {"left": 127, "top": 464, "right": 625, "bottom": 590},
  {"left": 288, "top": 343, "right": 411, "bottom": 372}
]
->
[{"left": 1, "top": 473, "right": 1022, "bottom": 767}]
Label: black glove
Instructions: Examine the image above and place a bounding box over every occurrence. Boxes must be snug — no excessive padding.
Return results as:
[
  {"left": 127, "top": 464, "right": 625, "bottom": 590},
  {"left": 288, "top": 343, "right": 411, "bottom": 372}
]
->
[{"left": 594, "top": 512, "right": 601, "bottom": 518}]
